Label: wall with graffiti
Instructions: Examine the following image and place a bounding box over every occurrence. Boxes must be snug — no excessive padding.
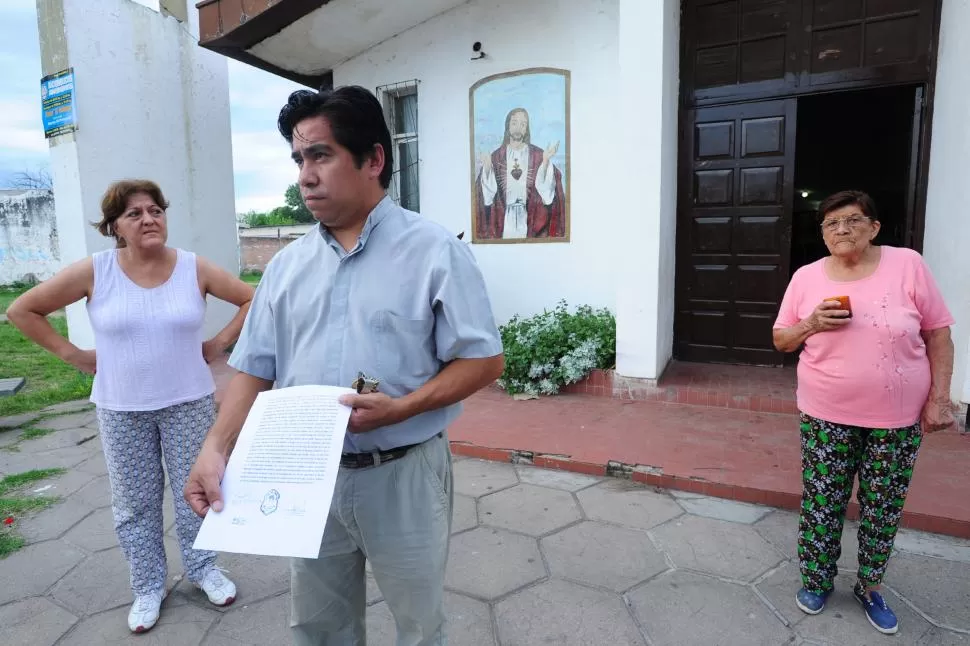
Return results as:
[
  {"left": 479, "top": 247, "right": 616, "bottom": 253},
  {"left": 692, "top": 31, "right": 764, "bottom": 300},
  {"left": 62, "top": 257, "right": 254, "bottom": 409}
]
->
[{"left": 0, "top": 190, "right": 60, "bottom": 285}]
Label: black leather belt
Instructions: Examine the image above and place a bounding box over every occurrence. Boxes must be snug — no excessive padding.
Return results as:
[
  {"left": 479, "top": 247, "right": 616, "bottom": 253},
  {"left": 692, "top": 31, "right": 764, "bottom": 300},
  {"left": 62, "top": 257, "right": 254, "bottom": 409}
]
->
[{"left": 340, "top": 432, "right": 443, "bottom": 469}]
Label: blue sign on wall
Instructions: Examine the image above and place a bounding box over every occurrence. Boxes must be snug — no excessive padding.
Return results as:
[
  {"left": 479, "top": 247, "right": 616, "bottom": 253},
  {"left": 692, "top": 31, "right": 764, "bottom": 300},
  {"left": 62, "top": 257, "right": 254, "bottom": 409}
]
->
[{"left": 40, "top": 68, "right": 77, "bottom": 138}]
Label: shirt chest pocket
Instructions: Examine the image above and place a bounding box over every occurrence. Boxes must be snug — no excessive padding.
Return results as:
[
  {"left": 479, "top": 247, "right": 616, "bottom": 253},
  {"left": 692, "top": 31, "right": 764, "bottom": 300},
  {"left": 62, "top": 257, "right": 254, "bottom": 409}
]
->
[{"left": 371, "top": 310, "right": 438, "bottom": 389}]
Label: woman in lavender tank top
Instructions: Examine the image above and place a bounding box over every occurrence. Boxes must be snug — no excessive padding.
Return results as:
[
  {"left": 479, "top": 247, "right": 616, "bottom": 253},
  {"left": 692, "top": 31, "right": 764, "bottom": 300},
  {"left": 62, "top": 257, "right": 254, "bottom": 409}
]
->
[{"left": 7, "top": 180, "right": 254, "bottom": 633}]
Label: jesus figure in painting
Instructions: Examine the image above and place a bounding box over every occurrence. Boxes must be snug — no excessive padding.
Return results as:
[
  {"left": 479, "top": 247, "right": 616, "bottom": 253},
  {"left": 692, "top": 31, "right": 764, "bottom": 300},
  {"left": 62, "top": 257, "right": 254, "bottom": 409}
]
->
[{"left": 475, "top": 107, "right": 566, "bottom": 240}]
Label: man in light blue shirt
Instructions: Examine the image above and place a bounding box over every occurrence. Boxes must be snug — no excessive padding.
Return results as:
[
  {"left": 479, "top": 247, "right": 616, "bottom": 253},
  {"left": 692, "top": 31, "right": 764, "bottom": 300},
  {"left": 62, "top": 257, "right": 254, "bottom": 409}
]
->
[{"left": 185, "top": 85, "right": 504, "bottom": 645}]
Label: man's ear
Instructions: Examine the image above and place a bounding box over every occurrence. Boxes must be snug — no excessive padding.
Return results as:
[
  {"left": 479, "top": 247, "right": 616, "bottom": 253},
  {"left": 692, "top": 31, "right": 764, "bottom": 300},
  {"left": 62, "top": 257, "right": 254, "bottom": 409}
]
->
[{"left": 367, "top": 143, "right": 386, "bottom": 181}]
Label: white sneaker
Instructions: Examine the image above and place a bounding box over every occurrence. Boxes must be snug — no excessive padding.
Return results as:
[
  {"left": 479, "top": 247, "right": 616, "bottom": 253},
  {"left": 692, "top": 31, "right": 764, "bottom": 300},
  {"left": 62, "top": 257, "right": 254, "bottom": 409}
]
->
[
  {"left": 128, "top": 589, "right": 166, "bottom": 633},
  {"left": 197, "top": 567, "right": 237, "bottom": 606}
]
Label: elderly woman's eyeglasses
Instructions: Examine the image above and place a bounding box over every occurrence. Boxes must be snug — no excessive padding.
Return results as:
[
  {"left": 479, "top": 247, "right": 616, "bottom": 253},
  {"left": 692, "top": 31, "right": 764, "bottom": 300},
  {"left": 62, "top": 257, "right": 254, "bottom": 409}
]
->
[{"left": 821, "top": 216, "right": 869, "bottom": 232}]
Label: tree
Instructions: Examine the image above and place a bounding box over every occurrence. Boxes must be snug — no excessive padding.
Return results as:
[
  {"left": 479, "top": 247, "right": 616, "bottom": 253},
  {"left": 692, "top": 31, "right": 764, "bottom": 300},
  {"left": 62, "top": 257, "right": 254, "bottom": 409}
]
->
[
  {"left": 10, "top": 167, "right": 53, "bottom": 191},
  {"left": 284, "top": 183, "right": 314, "bottom": 223}
]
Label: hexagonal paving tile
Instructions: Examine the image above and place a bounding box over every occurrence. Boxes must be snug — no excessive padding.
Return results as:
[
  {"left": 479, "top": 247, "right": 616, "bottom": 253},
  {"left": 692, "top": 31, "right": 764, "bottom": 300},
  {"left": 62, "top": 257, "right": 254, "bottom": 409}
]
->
[
  {"left": 0, "top": 597, "right": 78, "bottom": 646},
  {"left": 75, "top": 452, "right": 108, "bottom": 476},
  {"left": 651, "top": 514, "right": 782, "bottom": 581},
  {"left": 367, "top": 571, "right": 383, "bottom": 604},
  {"left": 515, "top": 465, "right": 601, "bottom": 491},
  {"left": 496, "top": 579, "right": 645, "bottom": 645},
  {"left": 756, "top": 562, "right": 934, "bottom": 644},
  {"left": 51, "top": 540, "right": 181, "bottom": 616},
  {"left": 893, "top": 528, "right": 970, "bottom": 563},
  {"left": 16, "top": 427, "right": 98, "bottom": 453},
  {"left": 41, "top": 400, "right": 94, "bottom": 415},
  {"left": 479, "top": 484, "right": 581, "bottom": 536},
  {"left": 452, "top": 494, "right": 478, "bottom": 534},
  {"left": 64, "top": 507, "right": 119, "bottom": 551},
  {"left": 445, "top": 527, "right": 545, "bottom": 600},
  {"left": 576, "top": 480, "right": 683, "bottom": 530},
  {"left": 1, "top": 445, "right": 94, "bottom": 471},
  {"left": 366, "top": 592, "right": 495, "bottom": 646},
  {"left": 178, "top": 551, "right": 291, "bottom": 607},
  {"left": 69, "top": 474, "right": 113, "bottom": 509},
  {"left": 203, "top": 593, "right": 290, "bottom": 644},
  {"left": 60, "top": 594, "right": 218, "bottom": 645},
  {"left": 629, "top": 570, "right": 792, "bottom": 645},
  {"left": 542, "top": 521, "right": 667, "bottom": 592},
  {"left": 31, "top": 466, "right": 99, "bottom": 498},
  {"left": 885, "top": 552, "right": 970, "bottom": 632},
  {"left": 670, "top": 490, "right": 772, "bottom": 524},
  {"left": 32, "top": 410, "right": 96, "bottom": 431},
  {"left": 18, "top": 499, "right": 96, "bottom": 544},
  {"left": 918, "top": 628, "right": 970, "bottom": 645},
  {"left": 366, "top": 601, "right": 396, "bottom": 644},
  {"left": 753, "top": 509, "right": 861, "bottom": 573},
  {"left": 452, "top": 459, "right": 518, "bottom": 498},
  {"left": 0, "top": 539, "right": 87, "bottom": 605}
]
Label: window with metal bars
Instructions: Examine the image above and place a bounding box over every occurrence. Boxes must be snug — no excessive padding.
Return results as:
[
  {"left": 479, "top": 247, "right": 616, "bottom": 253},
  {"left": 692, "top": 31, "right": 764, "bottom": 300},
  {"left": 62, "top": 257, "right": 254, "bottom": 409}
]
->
[{"left": 377, "top": 80, "right": 420, "bottom": 212}]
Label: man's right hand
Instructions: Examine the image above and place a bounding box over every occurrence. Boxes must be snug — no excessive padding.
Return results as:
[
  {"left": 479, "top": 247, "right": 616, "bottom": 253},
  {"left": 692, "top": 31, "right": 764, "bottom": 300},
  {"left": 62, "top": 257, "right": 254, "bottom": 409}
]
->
[
  {"left": 184, "top": 444, "right": 227, "bottom": 517},
  {"left": 479, "top": 152, "right": 492, "bottom": 174}
]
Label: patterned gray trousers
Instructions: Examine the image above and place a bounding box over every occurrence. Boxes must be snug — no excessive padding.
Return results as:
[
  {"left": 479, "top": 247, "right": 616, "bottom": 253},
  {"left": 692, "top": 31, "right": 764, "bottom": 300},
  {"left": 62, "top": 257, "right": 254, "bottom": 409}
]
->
[{"left": 97, "top": 394, "right": 217, "bottom": 594}]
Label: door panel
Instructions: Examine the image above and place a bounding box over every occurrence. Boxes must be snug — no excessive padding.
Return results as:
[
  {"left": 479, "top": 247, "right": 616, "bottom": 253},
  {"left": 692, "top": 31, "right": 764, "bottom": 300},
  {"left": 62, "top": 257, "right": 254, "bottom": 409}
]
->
[{"left": 675, "top": 99, "right": 796, "bottom": 365}]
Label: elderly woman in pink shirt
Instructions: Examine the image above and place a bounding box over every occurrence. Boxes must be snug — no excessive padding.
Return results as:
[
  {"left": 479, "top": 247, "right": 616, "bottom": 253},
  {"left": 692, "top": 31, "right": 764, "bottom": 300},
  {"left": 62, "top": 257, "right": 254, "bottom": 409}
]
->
[{"left": 773, "top": 190, "right": 955, "bottom": 636}]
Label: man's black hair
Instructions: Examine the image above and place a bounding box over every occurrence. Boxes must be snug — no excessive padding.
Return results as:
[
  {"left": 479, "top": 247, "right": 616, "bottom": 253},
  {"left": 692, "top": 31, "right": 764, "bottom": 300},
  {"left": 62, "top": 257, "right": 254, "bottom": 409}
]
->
[{"left": 278, "top": 86, "right": 393, "bottom": 189}]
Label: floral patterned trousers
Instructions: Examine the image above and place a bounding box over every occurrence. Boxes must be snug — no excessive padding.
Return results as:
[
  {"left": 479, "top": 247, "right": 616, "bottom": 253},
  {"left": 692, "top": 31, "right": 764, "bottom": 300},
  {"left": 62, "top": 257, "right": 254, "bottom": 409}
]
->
[
  {"left": 797, "top": 413, "right": 922, "bottom": 594},
  {"left": 97, "top": 395, "right": 217, "bottom": 594}
]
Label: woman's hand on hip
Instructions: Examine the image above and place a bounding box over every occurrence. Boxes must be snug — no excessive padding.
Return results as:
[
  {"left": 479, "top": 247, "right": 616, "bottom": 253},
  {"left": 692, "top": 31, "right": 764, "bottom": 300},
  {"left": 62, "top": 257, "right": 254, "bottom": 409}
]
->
[
  {"left": 66, "top": 348, "right": 96, "bottom": 375},
  {"left": 921, "top": 397, "right": 956, "bottom": 434},
  {"left": 807, "top": 300, "right": 851, "bottom": 333},
  {"left": 202, "top": 338, "right": 228, "bottom": 364}
]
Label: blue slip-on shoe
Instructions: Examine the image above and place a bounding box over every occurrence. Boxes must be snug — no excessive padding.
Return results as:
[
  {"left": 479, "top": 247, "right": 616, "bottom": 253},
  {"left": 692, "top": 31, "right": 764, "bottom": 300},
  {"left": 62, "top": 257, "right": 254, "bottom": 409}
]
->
[
  {"left": 854, "top": 583, "right": 899, "bottom": 634},
  {"left": 795, "top": 588, "right": 831, "bottom": 615}
]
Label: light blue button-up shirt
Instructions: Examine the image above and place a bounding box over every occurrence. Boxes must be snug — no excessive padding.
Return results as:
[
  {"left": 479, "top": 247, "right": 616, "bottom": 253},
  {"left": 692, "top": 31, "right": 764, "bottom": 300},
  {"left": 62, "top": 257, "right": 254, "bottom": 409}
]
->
[{"left": 228, "top": 196, "right": 503, "bottom": 453}]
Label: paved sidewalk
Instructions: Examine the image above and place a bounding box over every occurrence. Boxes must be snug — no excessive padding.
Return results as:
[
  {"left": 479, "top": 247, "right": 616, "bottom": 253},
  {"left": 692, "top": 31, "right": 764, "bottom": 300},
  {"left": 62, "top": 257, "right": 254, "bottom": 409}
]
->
[{"left": 1, "top": 405, "right": 969, "bottom": 645}]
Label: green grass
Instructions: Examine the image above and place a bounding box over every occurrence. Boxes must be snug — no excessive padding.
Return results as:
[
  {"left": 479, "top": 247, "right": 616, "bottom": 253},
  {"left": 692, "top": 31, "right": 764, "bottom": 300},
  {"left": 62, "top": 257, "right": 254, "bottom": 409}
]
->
[
  {"left": 0, "top": 318, "right": 93, "bottom": 417},
  {"left": 0, "top": 532, "right": 25, "bottom": 558},
  {"left": 240, "top": 269, "right": 262, "bottom": 286},
  {"left": 18, "top": 427, "right": 55, "bottom": 441},
  {"left": 0, "top": 468, "right": 66, "bottom": 495},
  {"left": 0, "top": 496, "right": 57, "bottom": 516},
  {"left": 0, "top": 468, "right": 65, "bottom": 558},
  {"left": 0, "top": 426, "right": 57, "bottom": 452},
  {"left": 0, "top": 286, "right": 27, "bottom": 315}
]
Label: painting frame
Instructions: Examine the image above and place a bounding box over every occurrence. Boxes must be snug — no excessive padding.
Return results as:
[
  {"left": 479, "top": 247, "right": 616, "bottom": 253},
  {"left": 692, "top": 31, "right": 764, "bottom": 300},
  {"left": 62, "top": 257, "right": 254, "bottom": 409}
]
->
[{"left": 469, "top": 67, "right": 571, "bottom": 244}]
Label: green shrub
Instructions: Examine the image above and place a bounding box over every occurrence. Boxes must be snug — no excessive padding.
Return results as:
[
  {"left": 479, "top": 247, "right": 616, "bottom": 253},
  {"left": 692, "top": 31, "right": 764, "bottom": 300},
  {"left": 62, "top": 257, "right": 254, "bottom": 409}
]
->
[
  {"left": 498, "top": 301, "right": 615, "bottom": 397},
  {"left": 242, "top": 209, "right": 297, "bottom": 228}
]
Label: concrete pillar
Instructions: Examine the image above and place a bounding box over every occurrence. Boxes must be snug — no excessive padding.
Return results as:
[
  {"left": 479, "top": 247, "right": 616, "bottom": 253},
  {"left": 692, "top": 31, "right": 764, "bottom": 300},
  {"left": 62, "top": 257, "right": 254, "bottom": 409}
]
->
[
  {"left": 923, "top": 0, "right": 970, "bottom": 405},
  {"left": 613, "top": 0, "right": 680, "bottom": 380},
  {"left": 35, "top": 0, "right": 239, "bottom": 349}
]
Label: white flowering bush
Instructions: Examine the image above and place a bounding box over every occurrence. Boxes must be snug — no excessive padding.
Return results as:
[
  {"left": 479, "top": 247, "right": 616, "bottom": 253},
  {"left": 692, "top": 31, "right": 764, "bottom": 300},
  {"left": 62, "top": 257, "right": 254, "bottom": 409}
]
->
[{"left": 497, "top": 301, "right": 616, "bottom": 397}]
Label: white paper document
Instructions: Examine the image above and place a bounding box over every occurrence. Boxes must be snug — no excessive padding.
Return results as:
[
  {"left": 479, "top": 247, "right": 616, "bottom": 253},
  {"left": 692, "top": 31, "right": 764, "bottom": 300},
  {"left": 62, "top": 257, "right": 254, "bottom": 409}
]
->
[{"left": 193, "top": 384, "right": 354, "bottom": 558}]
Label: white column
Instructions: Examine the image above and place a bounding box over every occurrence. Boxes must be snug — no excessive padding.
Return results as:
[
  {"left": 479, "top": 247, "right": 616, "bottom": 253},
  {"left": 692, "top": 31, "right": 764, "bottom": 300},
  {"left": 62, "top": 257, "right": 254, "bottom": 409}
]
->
[
  {"left": 614, "top": 0, "right": 680, "bottom": 380},
  {"left": 923, "top": 0, "right": 970, "bottom": 405},
  {"left": 36, "top": 0, "right": 238, "bottom": 349}
]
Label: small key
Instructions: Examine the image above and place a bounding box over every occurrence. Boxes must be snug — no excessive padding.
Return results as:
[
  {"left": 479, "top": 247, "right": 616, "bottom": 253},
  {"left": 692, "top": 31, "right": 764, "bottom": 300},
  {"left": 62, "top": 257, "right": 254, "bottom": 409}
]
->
[{"left": 351, "top": 371, "right": 380, "bottom": 394}]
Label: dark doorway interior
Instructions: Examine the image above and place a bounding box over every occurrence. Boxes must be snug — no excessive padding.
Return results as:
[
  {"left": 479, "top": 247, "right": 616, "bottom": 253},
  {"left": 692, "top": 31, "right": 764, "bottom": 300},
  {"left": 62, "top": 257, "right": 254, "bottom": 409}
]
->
[{"left": 790, "top": 85, "right": 921, "bottom": 277}]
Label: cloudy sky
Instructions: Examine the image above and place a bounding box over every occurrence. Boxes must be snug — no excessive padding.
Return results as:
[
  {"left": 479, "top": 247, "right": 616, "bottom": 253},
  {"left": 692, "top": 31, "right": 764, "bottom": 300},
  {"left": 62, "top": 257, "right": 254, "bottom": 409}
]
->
[{"left": 0, "top": 0, "right": 305, "bottom": 214}]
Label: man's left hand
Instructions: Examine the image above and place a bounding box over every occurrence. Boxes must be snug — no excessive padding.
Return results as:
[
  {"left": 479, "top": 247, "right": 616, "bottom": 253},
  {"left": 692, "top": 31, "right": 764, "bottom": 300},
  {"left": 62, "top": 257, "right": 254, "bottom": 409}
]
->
[
  {"left": 921, "top": 397, "right": 956, "bottom": 434},
  {"left": 339, "top": 392, "right": 407, "bottom": 433}
]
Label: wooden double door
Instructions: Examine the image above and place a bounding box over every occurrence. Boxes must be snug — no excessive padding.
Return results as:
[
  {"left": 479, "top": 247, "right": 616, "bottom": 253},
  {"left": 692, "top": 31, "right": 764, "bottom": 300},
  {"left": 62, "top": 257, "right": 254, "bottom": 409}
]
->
[{"left": 673, "top": 0, "right": 940, "bottom": 366}]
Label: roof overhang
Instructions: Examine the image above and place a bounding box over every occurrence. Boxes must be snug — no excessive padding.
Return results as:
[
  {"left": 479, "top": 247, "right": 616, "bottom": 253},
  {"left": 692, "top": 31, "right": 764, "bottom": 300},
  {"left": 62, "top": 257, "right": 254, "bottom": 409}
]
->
[{"left": 196, "top": 0, "right": 469, "bottom": 89}]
